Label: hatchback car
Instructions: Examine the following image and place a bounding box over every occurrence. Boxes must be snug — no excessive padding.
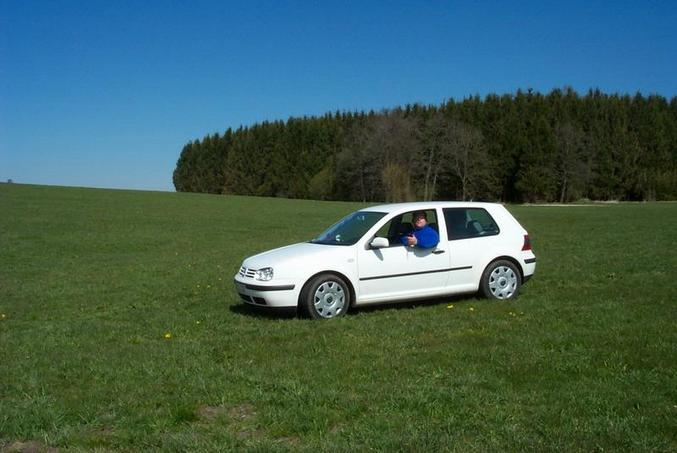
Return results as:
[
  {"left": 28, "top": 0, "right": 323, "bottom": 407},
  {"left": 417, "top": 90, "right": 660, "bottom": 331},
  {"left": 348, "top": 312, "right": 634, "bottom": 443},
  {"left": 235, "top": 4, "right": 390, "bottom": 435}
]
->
[{"left": 234, "top": 202, "right": 536, "bottom": 319}]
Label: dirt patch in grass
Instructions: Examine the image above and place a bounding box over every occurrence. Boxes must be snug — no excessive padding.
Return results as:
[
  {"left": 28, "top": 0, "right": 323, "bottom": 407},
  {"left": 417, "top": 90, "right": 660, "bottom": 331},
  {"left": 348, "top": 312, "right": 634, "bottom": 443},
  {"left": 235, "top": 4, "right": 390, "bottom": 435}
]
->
[
  {"left": 222, "top": 404, "right": 264, "bottom": 441},
  {"left": 85, "top": 426, "right": 115, "bottom": 443},
  {"left": 276, "top": 436, "right": 301, "bottom": 446},
  {"left": 196, "top": 403, "right": 257, "bottom": 424},
  {"left": 235, "top": 427, "right": 266, "bottom": 441},
  {"left": 196, "top": 405, "right": 228, "bottom": 422},
  {"left": 330, "top": 423, "right": 344, "bottom": 434},
  {"left": 228, "top": 404, "right": 256, "bottom": 422},
  {"left": 197, "top": 403, "right": 295, "bottom": 444},
  {"left": 2, "top": 440, "right": 57, "bottom": 452}
]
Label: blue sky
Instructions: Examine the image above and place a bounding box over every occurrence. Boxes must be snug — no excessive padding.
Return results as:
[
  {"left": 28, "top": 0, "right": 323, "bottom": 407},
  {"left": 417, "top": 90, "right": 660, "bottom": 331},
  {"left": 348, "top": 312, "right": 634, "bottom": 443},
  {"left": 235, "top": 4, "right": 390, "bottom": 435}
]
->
[{"left": 1, "top": 0, "right": 675, "bottom": 191}]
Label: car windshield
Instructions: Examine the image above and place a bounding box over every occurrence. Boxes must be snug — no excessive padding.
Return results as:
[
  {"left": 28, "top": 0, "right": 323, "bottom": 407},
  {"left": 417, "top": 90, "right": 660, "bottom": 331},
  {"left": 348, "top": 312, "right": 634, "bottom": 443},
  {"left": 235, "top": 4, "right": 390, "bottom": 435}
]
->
[{"left": 310, "top": 211, "right": 386, "bottom": 246}]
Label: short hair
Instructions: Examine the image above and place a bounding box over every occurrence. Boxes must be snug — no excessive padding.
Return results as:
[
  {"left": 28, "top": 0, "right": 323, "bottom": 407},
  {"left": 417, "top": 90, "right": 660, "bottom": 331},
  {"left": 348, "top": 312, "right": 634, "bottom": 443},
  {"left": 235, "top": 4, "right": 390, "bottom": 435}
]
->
[{"left": 412, "top": 210, "right": 427, "bottom": 219}]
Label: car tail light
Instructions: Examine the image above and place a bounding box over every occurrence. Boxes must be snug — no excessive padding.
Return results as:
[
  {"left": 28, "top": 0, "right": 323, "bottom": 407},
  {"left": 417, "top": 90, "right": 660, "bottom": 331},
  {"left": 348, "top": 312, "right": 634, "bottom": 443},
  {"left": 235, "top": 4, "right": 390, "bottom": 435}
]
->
[{"left": 521, "top": 234, "right": 532, "bottom": 251}]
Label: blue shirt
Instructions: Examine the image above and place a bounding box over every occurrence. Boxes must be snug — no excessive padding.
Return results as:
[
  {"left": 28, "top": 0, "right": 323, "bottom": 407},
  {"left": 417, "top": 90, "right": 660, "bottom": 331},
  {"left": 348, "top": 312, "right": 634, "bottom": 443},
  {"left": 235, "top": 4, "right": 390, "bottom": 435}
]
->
[{"left": 400, "top": 224, "right": 440, "bottom": 249}]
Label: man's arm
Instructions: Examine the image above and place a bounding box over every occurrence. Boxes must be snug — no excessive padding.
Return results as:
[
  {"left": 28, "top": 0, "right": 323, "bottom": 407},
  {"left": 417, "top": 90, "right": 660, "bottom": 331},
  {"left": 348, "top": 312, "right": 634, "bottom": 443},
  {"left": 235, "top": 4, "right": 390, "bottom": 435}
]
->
[{"left": 416, "top": 227, "right": 440, "bottom": 249}]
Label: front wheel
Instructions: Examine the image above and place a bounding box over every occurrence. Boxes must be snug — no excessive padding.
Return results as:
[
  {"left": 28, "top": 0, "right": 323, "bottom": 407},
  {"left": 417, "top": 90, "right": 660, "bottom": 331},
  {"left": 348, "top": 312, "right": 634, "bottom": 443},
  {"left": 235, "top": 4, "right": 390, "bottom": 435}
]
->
[
  {"left": 300, "top": 273, "right": 350, "bottom": 319},
  {"left": 480, "top": 260, "right": 521, "bottom": 300}
]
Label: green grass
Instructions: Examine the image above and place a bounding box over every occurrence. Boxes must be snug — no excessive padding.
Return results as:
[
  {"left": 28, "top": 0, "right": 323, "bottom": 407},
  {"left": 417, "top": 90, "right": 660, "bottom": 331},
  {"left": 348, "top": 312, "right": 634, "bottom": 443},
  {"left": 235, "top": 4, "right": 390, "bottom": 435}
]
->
[{"left": 1, "top": 183, "right": 675, "bottom": 451}]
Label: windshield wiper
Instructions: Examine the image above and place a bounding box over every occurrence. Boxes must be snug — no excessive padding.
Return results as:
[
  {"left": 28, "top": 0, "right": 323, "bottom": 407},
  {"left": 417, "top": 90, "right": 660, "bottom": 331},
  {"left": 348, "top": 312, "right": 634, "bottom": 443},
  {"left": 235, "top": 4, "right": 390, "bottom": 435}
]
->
[{"left": 309, "top": 239, "right": 351, "bottom": 246}]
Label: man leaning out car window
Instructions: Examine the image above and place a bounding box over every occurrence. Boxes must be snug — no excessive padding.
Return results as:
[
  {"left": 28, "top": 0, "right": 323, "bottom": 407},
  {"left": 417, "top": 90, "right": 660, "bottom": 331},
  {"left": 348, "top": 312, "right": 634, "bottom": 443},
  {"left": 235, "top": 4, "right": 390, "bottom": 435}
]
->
[{"left": 400, "top": 210, "right": 440, "bottom": 249}]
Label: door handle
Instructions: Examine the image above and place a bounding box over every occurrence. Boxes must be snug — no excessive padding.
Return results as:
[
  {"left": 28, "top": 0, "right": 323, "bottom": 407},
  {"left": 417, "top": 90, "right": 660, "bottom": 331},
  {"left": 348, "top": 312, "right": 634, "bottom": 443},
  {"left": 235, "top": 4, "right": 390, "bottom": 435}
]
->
[{"left": 432, "top": 250, "right": 445, "bottom": 255}]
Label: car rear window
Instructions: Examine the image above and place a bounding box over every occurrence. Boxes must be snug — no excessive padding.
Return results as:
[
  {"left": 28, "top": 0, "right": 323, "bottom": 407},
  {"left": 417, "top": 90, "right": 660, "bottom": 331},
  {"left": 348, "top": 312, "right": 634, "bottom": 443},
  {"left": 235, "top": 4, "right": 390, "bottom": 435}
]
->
[{"left": 443, "top": 208, "right": 500, "bottom": 240}]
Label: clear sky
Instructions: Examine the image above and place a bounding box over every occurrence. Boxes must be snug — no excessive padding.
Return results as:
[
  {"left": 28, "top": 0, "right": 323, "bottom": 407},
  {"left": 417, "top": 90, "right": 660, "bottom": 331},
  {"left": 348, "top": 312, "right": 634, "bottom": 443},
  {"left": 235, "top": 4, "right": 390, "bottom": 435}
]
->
[{"left": 1, "top": 0, "right": 675, "bottom": 192}]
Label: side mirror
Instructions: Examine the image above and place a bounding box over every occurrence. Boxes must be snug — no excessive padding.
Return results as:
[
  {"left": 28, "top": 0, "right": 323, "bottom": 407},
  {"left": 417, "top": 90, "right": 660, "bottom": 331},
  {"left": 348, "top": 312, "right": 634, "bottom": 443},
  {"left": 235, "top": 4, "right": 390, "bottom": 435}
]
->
[{"left": 370, "top": 237, "right": 389, "bottom": 249}]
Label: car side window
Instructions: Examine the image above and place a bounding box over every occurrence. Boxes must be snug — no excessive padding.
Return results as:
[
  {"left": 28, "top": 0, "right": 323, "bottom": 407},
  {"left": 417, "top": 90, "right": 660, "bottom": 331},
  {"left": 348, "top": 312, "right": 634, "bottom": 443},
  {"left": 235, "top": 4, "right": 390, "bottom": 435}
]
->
[
  {"left": 444, "top": 208, "right": 499, "bottom": 240},
  {"left": 401, "top": 210, "right": 438, "bottom": 232},
  {"left": 373, "top": 209, "right": 439, "bottom": 247},
  {"left": 373, "top": 214, "right": 406, "bottom": 247}
]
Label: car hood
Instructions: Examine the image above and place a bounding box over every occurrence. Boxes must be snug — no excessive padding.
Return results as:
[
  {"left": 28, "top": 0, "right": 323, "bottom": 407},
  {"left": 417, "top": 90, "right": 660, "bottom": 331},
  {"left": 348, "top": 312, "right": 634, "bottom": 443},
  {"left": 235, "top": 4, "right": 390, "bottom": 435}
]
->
[{"left": 243, "top": 242, "right": 353, "bottom": 277}]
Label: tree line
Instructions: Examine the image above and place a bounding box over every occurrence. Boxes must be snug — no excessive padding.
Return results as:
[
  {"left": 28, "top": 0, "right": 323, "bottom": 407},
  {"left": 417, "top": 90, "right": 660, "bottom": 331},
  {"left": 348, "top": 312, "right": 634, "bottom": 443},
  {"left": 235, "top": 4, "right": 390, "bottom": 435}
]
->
[{"left": 173, "top": 88, "right": 677, "bottom": 202}]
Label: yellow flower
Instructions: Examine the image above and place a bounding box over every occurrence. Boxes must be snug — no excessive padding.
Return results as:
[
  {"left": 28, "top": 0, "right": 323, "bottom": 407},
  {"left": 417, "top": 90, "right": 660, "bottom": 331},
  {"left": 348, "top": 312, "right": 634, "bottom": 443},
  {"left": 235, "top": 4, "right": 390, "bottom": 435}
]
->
[
  {"left": 446, "top": 304, "right": 454, "bottom": 309},
  {"left": 469, "top": 307, "right": 475, "bottom": 311},
  {"left": 196, "top": 321, "right": 201, "bottom": 325},
  {"left": 164, "top": 332, "right": 172, "bottom": 339},
  {"left": 0, "top": 313, "right": 6, "bottom": 320}
]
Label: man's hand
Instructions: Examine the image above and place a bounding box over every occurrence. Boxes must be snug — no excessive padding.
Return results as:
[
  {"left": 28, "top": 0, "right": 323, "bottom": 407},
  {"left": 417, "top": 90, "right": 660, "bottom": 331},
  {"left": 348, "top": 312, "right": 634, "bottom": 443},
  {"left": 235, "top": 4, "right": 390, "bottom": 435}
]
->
[{"left": 406, "top": 234, "right": 417, "bottom": 246}]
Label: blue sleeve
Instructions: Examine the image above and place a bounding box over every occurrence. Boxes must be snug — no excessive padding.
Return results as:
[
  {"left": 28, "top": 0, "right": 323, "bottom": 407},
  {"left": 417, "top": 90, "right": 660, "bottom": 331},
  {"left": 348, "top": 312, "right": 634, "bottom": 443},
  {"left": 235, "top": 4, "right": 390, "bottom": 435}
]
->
[{"left": 416, "top": 226, "right": 440, "bottom": 249}]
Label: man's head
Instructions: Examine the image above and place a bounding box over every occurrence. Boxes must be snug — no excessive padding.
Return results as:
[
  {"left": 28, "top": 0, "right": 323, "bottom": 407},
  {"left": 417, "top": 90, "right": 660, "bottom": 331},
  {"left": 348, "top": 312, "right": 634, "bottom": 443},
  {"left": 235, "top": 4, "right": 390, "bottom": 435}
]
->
[{"left": 412, "top": 210, "right": 428, "bottom": 229}]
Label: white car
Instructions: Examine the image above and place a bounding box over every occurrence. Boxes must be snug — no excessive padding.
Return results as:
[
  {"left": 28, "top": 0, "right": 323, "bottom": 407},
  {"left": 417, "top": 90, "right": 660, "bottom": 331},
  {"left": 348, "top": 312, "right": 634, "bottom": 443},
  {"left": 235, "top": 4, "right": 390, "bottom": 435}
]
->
[{"left": 234, "top": 202, "right": 536, "bottom": 319}]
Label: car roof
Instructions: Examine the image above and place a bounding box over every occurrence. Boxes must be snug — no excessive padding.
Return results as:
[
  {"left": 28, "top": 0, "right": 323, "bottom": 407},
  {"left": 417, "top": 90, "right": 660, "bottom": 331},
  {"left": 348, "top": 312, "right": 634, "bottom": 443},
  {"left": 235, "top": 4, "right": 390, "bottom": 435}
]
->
[{"left": 359, "top": 201, "right": 503, "bottom": 214}]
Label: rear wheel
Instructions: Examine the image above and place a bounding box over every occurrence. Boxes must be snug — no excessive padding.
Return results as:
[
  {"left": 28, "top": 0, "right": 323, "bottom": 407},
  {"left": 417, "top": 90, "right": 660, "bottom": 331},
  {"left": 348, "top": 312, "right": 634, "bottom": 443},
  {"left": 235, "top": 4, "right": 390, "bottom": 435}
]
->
[
  {"left": 480, "top": 260, "right": 521, "bottom": 300},
  {"left": 300, "top": 273, "right": 350, "bottom": 319}
]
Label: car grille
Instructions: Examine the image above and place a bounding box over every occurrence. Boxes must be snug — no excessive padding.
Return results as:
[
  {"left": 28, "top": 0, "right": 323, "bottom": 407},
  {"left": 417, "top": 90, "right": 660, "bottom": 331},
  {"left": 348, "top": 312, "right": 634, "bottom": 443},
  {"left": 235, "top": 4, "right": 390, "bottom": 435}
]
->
[
  {"left": 239, "top": 293, "right": 267, "bottom": 305},
  {"left": 239, "top": 266, "right": 256, "bottom": 278}
]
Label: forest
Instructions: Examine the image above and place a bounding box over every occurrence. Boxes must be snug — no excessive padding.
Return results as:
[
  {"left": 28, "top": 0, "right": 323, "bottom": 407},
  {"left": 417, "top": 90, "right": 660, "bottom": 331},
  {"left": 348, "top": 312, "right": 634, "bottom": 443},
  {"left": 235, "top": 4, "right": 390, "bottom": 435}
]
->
[{"left": 173, "top": 88, "right": 677, "bottom": 202}]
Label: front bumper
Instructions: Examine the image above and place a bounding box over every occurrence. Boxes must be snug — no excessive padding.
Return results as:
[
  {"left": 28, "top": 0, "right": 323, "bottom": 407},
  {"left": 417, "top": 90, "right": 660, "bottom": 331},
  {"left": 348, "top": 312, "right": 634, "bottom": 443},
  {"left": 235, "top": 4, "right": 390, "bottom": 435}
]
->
[{"left": 233, "top": 275, "right": 299, "bottom": 308}]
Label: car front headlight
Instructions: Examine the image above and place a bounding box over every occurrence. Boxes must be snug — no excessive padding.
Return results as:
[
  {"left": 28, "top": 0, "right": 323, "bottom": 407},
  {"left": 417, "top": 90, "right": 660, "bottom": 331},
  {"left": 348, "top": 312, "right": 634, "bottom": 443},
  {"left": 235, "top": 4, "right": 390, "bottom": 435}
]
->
[{"left": 254, "top": 267, "right": 274, "bottom": 281}]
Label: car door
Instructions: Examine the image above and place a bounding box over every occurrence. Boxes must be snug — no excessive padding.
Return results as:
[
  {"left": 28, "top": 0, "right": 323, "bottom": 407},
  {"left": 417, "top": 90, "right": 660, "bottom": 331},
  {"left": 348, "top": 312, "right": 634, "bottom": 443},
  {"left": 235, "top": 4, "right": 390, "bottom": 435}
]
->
[
  {"left": 443, "top": 207, "right": 502, "bottom": 291},
  {"left": 356, "top": 208, "right": 450, "bottom": 304}
]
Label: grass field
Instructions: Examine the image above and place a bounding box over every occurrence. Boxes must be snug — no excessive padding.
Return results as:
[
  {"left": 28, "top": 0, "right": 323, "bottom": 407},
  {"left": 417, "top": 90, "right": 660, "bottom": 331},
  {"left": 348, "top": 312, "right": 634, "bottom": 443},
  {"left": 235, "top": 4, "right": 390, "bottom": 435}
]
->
[{"left": 1, "top": 183, "right": 676, "bottom": 451}]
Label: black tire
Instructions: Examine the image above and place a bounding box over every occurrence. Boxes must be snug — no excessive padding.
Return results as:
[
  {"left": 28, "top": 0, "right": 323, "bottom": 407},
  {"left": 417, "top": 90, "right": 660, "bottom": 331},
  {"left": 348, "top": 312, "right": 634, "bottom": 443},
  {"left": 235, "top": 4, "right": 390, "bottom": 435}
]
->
[
  {"left": 480, "top": 260, "right": 521, "bottom": 300},
  {"left": 300, "top": 273, "right": 351, "bottom": 319}
]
